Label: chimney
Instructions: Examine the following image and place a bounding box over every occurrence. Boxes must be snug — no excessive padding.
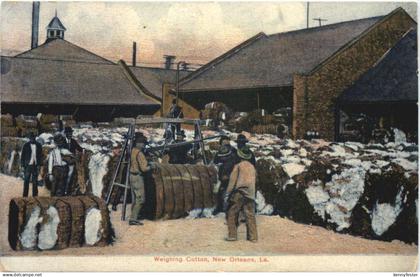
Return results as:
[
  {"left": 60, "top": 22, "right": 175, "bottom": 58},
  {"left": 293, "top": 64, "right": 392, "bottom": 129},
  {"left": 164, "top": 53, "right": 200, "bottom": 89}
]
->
[
  {"left": 132, "top": 41, "right": 137, "bottom": 67},
  {"left": 163, "top": 55, "right": 176, "bottom": 69},
  {"left": 31, "top": 1, "right": 40, "bottom": 49}
]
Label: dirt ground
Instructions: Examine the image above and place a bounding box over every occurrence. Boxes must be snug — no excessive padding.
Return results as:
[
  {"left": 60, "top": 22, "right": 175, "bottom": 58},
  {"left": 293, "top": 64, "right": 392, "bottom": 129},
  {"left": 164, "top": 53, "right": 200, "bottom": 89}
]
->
[{"left": 0, "top": 174, "right": 417, "bottom": 257}]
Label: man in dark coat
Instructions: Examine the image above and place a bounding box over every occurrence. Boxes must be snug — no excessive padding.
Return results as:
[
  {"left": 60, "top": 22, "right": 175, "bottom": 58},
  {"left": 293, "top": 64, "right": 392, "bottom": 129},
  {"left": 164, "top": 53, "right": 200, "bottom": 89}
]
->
[
  {"left": 213, "top": 135, "right": 238, "bottom": 214},
  {"left": 63, "top": 127, "right": 83, "bottom": 154},
  {"left": 168, "top": 99, "right": 184, "bottom": 136},
  {"left": 235, "top": 134, "right": 256, "bottom": 166},
  {"left": 21, "top": 132, "right": 43, "bottom": 197},
  {"left": 63, "top": 126, "right": 83, "bottom": 195},
  {"left": 168, "top": 130, "right": 191, "bottom": 164}
]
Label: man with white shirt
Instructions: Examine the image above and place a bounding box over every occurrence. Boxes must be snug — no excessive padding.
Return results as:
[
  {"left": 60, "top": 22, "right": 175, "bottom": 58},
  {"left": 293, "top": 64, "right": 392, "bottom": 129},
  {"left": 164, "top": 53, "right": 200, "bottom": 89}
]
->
[
  {"left": 20, "top": 132, "right": 42, "bottom": 197},
  {"left": 47, "top": 133, "right": 72, "bottom": 196}
]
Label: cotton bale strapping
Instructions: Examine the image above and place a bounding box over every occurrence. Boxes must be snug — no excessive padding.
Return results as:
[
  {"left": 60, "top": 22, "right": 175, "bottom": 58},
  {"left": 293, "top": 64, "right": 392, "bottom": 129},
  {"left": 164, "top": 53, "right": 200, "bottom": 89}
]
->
[
  {"left": 8, "top": 195, "right": 114, "bottom": 251},
  {"left": 144, "top": 164, "right": 218, "bottom": 219}
]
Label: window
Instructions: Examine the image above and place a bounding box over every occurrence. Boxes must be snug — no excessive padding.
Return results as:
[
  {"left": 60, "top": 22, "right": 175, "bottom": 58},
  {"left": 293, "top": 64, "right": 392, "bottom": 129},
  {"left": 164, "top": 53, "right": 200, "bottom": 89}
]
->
[{"left": 49, "top": 30, "right": 54, "bottom": 37}]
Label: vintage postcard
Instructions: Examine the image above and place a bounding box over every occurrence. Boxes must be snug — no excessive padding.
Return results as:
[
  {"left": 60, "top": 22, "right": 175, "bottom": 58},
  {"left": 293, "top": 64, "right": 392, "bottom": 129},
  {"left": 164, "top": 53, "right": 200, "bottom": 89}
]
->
[{"left": 0, "top": 0, "right": 418, "bottom": 272}]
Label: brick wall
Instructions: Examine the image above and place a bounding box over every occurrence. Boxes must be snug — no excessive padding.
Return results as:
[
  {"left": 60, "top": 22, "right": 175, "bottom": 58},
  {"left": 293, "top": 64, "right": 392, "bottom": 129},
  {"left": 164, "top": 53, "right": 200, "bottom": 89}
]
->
[{"left": 292, "top": 8, "right": 416, "bottom": 140}]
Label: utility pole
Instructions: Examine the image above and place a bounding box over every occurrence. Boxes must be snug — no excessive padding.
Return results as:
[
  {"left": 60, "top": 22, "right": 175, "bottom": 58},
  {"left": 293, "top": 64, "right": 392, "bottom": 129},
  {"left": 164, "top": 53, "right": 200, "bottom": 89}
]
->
[
  {"left": 132, "top": 41, "right": 137, "bottom": 67},
  {"left": 313, "top": 17, "right": 328, "bottom": 27},
  {"left": 176, "top": 61, "right": 186, "bottom": 104},
  {"left": 306, "top": 2, "right": 309, "bottom": 29}
]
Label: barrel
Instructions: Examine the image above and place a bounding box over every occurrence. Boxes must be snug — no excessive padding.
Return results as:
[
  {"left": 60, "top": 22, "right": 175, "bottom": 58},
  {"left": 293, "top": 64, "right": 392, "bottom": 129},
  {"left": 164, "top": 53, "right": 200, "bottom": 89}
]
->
[
  {"left": 146, "top": 164, "right": 218, "bottom": 219},
  {"left": 8, "top": 195, "right": 114, "bottom": 251}
]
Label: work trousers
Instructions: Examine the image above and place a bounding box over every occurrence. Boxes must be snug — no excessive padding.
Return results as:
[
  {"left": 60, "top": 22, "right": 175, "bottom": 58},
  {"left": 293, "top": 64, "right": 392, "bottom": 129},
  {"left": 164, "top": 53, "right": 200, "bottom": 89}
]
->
[
  {"left": 23, "top": 165, "right": 39, "bottom": 197},
  {"left": 130, "top": 173, "right": 145, "bottom": 221},
  {"left": 215, "top": 179, "right": 229, "bottom": 213},
  {"left": 226, "top": 191, "right": 258, "bottom": 241},
  {"left": 51, "top": 166, "right": 69, "bottom": 197}
]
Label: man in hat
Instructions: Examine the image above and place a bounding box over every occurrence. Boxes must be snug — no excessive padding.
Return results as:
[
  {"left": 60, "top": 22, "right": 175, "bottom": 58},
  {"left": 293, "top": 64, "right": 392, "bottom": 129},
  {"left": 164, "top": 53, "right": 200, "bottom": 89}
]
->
[
  {"left": 213, "top": 135, "right": 238, "bottom": 214},
  {"left": 20, "top": 132, "right": 43, "bottom": 197},
  {"left": 63, "top": 126, "right": 84, "bottom": 196},
  {"left": 235, "top": 134, "right": 256, "bottom": 166},
  {"left": 168, "top": 130, "right": 192, "bottom": 164},
  {"left": 63, "top": 127, "right": 83, "bottom": 155},
  {"left": 224, "top": 147, "right": 258, "bottom": 242},
  {"left": 129, "top": 132, "right": 155, "bottom": 226},
  {"left": 168, "top": 99, "right": 184, "bottom": 136},
  {"left": 47, "top": 133, "right": 73, "bottom": 196}
]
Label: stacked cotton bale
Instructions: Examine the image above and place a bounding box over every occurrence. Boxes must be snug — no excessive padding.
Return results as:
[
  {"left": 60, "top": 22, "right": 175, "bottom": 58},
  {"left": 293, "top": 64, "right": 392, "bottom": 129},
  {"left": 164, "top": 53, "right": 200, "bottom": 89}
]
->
[
  {"left": 253, "top": 139, "right": 418, "bottom": 243},
  {"left": 61, "top": 115, "right": 76, "bottom": 128},
  {"left": 200, "top": 102, "right": 233, "bottom": 128},
  {"left": 1, "top": 114, "right": 18, "bottom": 137},
  {"left": 0, "top": 137, "right": 26, "bottom": 176},
  {"left": 15, "top": 115, "right": 38, "bottom": 137},
  {"left": 38, "top": 114, "right": 60, "bottom": 133},
  {"left": 8, "top": 196, "right": 114, "bottom": 251},
  {"left": 226, "top": 109, "right": 289, "bottom": 137}
]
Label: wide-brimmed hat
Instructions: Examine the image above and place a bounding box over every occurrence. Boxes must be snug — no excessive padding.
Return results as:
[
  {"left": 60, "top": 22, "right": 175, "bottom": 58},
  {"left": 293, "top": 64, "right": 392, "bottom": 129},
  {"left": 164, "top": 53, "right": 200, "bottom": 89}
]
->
[
  {"left": 219, "top": 135, "right": 230, "bottom": 144},
  {"left": 64, "top": 126, "right": 73, "bottom": 134},
  {"left": 235, "top": 134, "right": 248, "bottom": 144},
  {"left": 217, "top": 145, "right": 232, "bottom": 157},
  {"left": 237, "top": 146, "right": 252, "bottom": 160},
  {"left": 134, "top": 132, "right": 148, "bottom": 144},
  {"left": 53, "top": 133, "right": 66, "bottom": 146},
  {"left": 176, "top": 130, "right": 186, "bottom": 138}
]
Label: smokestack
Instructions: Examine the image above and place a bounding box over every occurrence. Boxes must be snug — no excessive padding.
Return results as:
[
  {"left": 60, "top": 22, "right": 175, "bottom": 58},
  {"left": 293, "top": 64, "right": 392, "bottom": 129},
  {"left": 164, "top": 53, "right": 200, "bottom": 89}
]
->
[
  {"left": 163, "top": 55, "right": 176, "bottom": 69},
  {"left": 132, "top": 41, "right": 137, "bottom": 67},
  {"left": 31, "top": 1, "right": 40, "bottom": 49}
]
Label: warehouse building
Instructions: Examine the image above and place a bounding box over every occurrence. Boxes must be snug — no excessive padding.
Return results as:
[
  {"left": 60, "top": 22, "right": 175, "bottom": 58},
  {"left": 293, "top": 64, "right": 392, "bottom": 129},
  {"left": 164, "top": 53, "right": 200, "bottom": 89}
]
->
[
  {"left": 176, "top": 8, "right": 417, "bottom": 141},
  {"left": 1, "top": 14, "right": 187, "bottom": 121}
]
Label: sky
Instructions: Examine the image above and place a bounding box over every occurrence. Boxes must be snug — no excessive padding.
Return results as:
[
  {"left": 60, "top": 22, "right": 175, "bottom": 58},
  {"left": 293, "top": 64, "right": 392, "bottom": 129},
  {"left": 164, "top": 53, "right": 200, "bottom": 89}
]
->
[{"left": 0, "top": 1, "right": 417, "bottom": 67}]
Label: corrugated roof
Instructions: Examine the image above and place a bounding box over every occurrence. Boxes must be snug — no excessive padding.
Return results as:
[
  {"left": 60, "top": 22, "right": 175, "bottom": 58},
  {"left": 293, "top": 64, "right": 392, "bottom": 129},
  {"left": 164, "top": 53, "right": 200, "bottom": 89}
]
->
[
  {"left": 47, "top": 16, "right": 67, "bottom": 30},
  {"left": 1, "top": 56, "right": 159, "bottom": 107},
  {"left": 340, "top": 29, "right": 418, "bottom": 103},
  {"left": 179, "top": 16, "right": 384, "bottom": 92},
  {"left": 129, "top": 66, "right": 190, "bottom": 99},
  {"left": 16, "top": 39, "right": 113, "bottom": 64}
]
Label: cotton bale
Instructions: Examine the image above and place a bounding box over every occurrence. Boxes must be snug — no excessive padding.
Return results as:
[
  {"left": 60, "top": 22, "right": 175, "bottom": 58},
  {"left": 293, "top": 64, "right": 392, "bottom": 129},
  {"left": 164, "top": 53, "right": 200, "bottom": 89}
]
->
[
  {"left": 8, "top": 196, "right": 114, "bottom": 251},
  {"left": 144, "top": 164, "right": 218, "bottom": 220}
]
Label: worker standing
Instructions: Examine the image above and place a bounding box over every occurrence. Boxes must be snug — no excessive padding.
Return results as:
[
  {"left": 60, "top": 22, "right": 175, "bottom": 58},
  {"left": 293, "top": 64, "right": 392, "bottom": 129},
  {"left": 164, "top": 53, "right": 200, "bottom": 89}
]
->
[
  {"left": 168, "top": 99, "right": 184, "bottom": 138},
  {"left": 213, "top": 135, "right": 238, "bottom": 214},
  {"left": 47, "top": 133, "right": 72, "bottom": 196},
  {"left": 20, "top": 132, "right": 43, "bottom": 197},
  {"left": 63, "top": 126, "right": 84, "bottom": 194},
  {"left": 224, "top": 147, "right": 258, "bottom": 242},
  {"left": 168, "top": 130, "right": 192, "bottom": 164},
  {"left": 235, "top": 134, "right": 256, "bottom": 166},
  {"left": 129, "top": 132, "right": 154, "bottom": 226}
]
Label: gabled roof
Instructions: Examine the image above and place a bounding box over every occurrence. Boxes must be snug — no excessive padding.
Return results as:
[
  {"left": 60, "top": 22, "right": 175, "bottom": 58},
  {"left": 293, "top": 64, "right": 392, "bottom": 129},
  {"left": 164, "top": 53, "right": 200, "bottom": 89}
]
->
[
  {"left": 1, "top": 56, "right": 160, "bottom": 107},
  {"left": 340, "top": 29, "right": 418, "bottom": 103},
  {"left": 129, "top": 66, "right": 191, "bottom": 99},
  {"left": 47, "top": 16, "right": 66, "bottom": 31},
  {"left": 179, "top": 15, "right": 386, "bottom": 92},
  {"left": 16, "top": 39, "right": 113, "bottom": 64}
]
